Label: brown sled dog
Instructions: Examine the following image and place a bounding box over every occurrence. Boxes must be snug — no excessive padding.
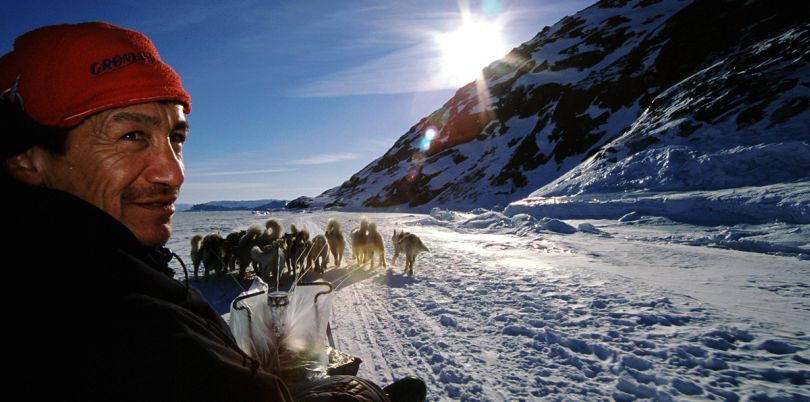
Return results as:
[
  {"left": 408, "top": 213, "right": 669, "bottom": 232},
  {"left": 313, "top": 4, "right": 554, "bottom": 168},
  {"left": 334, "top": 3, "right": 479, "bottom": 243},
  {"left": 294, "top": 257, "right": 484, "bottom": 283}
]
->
[
  {"left": 351, "top": 217, "right": 369, "bottom": 265},
  {"left": 365, "top": 222, "right": 386, "bottom": 269},
  {"left": 325, "top": 218, "right": 345, "bottom": 268}
]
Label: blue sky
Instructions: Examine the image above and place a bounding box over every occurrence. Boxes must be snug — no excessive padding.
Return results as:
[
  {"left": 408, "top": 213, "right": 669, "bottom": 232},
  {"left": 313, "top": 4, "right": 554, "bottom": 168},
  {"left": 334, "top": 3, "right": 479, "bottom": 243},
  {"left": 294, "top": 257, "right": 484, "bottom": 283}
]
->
[{"left": 2, "top": 0, "right": 592, "bottom": 204}]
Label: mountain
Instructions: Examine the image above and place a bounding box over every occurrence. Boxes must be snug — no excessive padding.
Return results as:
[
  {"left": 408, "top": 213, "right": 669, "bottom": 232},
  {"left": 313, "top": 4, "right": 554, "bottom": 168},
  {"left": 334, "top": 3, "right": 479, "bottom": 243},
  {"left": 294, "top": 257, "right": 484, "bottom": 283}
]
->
[
  {"left": 313, "top": 0, "right": 810, "bottom": 223},
  {"left": 188, "top": 199, "right": 287, "bottom": 212}
]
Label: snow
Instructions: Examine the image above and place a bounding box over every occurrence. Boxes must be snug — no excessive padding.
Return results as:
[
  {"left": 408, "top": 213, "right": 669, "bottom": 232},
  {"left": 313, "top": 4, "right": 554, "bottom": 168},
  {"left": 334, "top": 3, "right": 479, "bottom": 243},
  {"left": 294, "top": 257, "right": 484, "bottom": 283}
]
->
[
  {"left": 507, "top": 181, "right": 810, "bottom": 225},
  {"left": 168, "top": 209, "right": 810, "bottom": 401}
]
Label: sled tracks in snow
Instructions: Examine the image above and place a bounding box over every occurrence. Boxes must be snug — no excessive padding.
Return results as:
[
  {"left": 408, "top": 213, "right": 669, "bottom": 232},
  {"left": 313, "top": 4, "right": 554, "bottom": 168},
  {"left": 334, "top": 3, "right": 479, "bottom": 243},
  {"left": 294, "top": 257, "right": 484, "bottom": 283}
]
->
[{"left": 330, "top": 230, "right": 810, "bottom": 401}]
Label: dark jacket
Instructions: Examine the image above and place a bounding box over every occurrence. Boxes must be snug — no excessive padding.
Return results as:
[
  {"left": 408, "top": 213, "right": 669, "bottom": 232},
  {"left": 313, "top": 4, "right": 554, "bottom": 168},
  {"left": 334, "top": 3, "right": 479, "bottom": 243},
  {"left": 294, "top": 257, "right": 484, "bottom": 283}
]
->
[
  {"left": 6, "top": 178, "right": 294, "bottom": 401},
  {"left": 6, "top": 179, "right": 396, "bottom": 401}
]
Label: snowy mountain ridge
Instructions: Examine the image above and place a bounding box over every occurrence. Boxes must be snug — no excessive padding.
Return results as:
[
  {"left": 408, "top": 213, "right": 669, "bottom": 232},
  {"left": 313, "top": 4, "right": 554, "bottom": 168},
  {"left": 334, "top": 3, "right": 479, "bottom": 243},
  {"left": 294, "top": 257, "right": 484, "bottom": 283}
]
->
[
  {"left": 188, "top": 199, "right": 287, "bottom": 212},
  {"left": 312, "top": 0, "right": 810, "bottom": 224}
]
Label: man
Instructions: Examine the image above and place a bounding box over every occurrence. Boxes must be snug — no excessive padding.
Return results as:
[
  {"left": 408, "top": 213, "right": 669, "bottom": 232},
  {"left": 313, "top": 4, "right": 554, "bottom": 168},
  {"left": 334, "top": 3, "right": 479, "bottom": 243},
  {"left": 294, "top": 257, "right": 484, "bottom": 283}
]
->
[{"left": 2, "top": 22, "right": 423, "bottom": 401}]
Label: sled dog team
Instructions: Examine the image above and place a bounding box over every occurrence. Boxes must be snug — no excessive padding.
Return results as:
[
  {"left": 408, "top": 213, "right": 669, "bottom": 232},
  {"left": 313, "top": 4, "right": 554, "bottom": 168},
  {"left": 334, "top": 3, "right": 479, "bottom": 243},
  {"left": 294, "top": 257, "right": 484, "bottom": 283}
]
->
[{"left": 190, "top": 217, "right": 429, "bottom": 281}]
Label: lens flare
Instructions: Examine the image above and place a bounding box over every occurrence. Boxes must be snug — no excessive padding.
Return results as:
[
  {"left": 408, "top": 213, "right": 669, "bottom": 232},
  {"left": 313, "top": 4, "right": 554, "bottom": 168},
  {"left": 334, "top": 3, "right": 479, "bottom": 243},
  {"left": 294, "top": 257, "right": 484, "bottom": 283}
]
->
[
  {"left": 482, "top": 0, "right": 503, "bottom": 17},
  {"left": 420, "top": 127, "right": 437, "bottom": 151},
  {"left": 406, "top": 166, "right": 420, "bottom": 182}
]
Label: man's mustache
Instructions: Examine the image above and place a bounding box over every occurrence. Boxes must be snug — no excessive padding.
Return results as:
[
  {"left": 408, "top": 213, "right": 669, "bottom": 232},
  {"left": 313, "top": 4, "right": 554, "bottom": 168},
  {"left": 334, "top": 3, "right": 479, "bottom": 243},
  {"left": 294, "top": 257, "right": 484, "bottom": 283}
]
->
[{"left": 122, "top": 184, "right": 180, "bottom": 202}]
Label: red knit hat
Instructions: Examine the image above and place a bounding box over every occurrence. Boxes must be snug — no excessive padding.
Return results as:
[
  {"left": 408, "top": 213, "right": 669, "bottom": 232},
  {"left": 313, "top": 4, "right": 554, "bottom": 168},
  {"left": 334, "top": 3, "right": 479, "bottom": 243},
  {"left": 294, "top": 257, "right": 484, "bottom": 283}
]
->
[{"left": 0, "top": 22, "right": 190, "bottom": 128}]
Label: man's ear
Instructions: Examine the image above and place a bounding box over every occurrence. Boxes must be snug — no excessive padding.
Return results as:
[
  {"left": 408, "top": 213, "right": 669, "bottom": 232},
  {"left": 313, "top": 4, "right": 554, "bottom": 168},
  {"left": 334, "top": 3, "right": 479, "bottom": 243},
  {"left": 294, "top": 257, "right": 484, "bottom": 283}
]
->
[{"left": 4, "top": 149, "right": 45, "bottom": 186}]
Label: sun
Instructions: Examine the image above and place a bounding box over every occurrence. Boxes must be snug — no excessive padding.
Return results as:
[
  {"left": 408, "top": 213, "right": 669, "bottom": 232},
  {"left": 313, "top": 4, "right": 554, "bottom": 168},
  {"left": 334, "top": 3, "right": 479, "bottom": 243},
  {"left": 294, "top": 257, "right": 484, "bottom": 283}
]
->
[{"left": 436, "top": 16, "right": 508, "bottom": 87}]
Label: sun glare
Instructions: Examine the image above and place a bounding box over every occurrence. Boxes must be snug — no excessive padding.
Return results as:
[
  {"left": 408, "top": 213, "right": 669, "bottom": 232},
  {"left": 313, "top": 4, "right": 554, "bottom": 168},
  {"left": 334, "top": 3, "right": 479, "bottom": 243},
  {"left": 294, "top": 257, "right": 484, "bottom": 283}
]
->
[{"left": 436, "top": 16, "right": 508, "bottom": 87}]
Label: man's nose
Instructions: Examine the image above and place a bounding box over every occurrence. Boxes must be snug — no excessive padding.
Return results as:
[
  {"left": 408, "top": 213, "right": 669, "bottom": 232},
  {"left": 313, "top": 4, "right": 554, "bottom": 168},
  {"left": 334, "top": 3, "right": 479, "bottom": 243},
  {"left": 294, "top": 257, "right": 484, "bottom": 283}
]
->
[{"left": 144, "top": 138, "right": 184, "bottom": 187}]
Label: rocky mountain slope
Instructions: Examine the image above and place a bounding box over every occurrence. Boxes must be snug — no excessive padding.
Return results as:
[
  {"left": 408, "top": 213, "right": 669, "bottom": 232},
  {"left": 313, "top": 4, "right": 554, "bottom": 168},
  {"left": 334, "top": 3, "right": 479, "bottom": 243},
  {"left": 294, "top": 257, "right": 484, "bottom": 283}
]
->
[{"left": 313, "top": 0, "right": 809, "bottom": 219}]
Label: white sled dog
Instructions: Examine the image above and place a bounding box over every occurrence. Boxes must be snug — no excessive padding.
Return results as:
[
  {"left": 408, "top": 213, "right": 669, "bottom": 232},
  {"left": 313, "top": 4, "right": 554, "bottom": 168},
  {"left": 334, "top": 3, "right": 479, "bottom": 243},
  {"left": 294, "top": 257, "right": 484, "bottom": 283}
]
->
[
  {"left": 365, "top": 222, "right": 386, "bottom": 269},
  {"left": 392, "top": 230, "right": 429, "bottom": 276},
  {"left": 325, "top": 218, "right": 345, "bottom": 268},
  {"left": 250, "top": 238, "right": 286, "bottom": 283},
  {"left": 351, "top": 217, "right": 369, "bottom": 265}
]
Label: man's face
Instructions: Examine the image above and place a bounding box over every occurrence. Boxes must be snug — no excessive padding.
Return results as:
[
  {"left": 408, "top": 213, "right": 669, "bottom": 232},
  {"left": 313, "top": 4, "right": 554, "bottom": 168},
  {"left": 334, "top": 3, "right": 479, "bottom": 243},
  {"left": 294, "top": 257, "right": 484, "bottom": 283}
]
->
[{"left": 32, "top": 102, "right": 188, "bottom": 246}]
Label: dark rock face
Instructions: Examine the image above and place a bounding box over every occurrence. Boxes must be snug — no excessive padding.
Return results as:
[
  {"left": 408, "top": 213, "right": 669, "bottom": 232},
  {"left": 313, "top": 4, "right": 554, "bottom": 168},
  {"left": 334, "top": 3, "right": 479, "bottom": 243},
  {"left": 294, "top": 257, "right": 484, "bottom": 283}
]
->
[
  {"left": 317, "top": 0, "right": 810, "bottom": 211},
  {"left": 539, "top": 20, "right": 810, "bottom": 197},
  {"left": 285, "top": 196, "right": 314, "bottom": 210}
]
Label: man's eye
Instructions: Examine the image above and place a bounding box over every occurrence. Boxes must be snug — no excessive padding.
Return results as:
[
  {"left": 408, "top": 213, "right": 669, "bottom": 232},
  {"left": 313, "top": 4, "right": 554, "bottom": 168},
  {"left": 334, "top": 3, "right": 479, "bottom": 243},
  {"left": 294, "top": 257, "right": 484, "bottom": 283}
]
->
[
  {"left": 121, "top": 131, "right": 144, "bottom": 141},
  {"left": 170, "top": 133, "right": 187, "bottom": 144}
]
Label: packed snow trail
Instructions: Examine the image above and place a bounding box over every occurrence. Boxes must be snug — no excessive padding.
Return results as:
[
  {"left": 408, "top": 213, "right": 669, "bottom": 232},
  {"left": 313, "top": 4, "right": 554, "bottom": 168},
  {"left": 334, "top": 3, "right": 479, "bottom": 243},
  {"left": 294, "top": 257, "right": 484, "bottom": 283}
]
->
[{"left": 170, "top": 211, "right": 810, "bottom": 401}]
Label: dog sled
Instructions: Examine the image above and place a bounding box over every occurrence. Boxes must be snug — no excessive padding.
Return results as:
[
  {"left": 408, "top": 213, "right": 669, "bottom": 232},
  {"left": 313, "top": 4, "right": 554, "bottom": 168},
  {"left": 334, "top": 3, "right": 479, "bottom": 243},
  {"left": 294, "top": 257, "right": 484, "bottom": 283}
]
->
[{"left": 228, "top": 278, "right": 362, "bottom": 387}]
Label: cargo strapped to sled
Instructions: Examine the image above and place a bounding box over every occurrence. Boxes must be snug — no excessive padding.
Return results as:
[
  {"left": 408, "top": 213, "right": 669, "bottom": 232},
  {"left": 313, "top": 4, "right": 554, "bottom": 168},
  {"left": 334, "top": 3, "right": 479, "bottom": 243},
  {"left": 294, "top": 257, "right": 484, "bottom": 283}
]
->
[{"left": 229, "top": 279, "right": 361, "bottom": 381}]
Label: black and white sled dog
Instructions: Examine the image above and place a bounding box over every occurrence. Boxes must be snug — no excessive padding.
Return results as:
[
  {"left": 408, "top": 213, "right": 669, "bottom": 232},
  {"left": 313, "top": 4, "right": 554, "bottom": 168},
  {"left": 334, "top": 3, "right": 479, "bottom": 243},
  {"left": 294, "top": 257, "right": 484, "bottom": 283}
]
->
[
  {"left": 391, "top": 230, "right": 429, "bottom": 276},
  {"left": 307, "top": 235, "right": 330, "bottom": 274},
  {"left": 235, "top": 225, "right": 263, "bottom": 279},
  {"left": 224, "top": 230, "right": 246, "bottom": 272},
  {"left": 284, "top": 224, "right": 310, "bottom": 279}
]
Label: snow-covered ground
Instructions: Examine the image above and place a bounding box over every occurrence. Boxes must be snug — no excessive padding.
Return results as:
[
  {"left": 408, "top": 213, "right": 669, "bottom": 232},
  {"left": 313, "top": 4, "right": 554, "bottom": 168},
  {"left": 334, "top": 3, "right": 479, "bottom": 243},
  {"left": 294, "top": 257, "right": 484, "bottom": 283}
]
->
[{"left": 168, "top": 210, "right": 809, "bottom": 401}]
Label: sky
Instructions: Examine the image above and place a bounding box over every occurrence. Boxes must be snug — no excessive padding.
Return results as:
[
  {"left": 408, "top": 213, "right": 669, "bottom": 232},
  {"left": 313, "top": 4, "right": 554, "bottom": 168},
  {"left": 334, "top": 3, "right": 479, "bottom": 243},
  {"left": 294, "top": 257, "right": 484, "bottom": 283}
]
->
[{"left": 1, "top": 0, "right": 593, "bottom": 205}]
